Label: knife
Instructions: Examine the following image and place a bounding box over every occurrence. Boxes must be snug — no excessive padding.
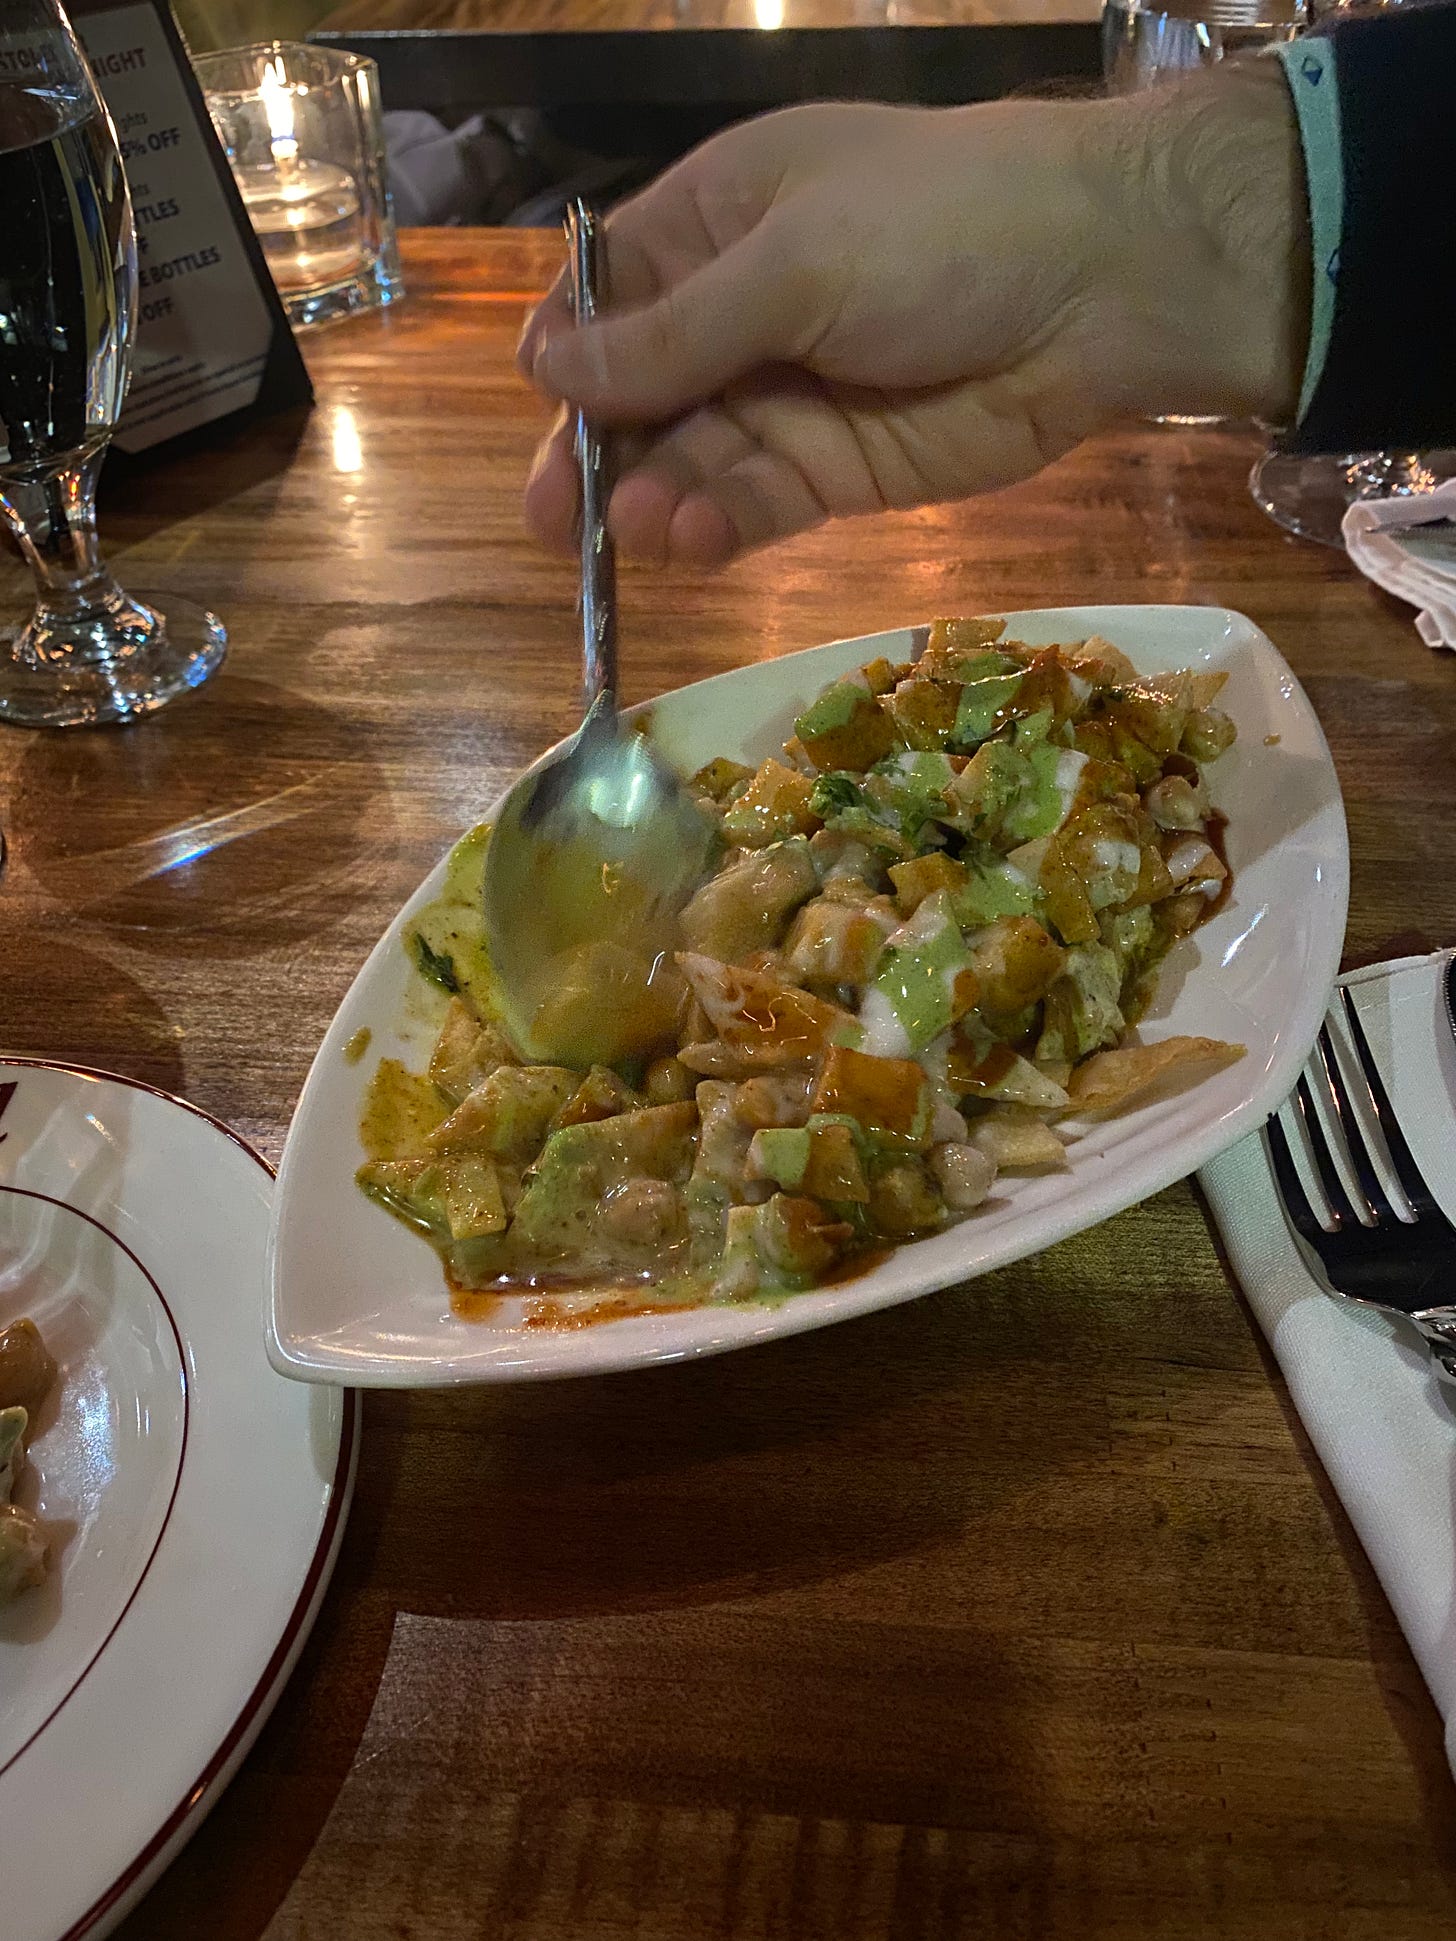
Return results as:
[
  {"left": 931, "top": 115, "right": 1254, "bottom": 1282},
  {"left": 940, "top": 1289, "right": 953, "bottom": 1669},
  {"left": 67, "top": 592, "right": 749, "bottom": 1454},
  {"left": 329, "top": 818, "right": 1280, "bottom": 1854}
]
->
[{"left": 1447, "top": 949, "right": 1456, "bottom": 1046}]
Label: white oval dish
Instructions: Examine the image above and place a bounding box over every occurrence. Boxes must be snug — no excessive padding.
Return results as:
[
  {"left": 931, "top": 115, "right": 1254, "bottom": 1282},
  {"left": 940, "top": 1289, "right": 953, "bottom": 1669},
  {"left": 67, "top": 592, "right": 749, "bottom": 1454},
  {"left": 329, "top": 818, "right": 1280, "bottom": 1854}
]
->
[
  {"left": 268, "top": 606, "right": 1348, "bottom": 1387},
  {"left": 0, "top": 1062, "right": 357, "bottom": 1941}
]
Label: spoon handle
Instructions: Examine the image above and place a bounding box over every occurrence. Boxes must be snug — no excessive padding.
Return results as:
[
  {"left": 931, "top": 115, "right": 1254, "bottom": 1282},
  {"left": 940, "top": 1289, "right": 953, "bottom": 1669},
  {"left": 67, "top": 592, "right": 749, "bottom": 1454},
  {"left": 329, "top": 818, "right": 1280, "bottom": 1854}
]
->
[{"left": 566, "top": 198, "right": 618, "bottom": 720}]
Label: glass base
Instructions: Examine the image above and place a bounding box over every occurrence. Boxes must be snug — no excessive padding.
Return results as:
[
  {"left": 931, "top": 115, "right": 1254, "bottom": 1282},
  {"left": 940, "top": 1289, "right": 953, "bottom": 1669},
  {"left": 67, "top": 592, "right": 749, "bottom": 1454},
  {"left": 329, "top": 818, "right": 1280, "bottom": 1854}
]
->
[
  {"left": 0, "top": 593, "right": 227, "bottom": 728},
  {"left": 281, "top": 250, "right": 404, "bottom": 332},
  {"left": 1250, "top": 449, "right": 1456, "bottom": 550}
]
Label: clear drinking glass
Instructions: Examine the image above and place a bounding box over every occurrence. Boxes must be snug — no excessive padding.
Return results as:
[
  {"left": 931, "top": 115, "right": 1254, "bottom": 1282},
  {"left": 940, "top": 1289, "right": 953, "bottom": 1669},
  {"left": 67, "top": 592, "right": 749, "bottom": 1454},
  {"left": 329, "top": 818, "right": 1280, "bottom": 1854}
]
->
[
  {"left": 195, "top": 42, "right": 402, "bottom": 332},
  {"left": 0, "top": 0, "right": 226, "bottom": 729},
  {"left": 1248, "top": 0, "right": 1451, "bottom": 546},
  {"left": 1102, "top": 0, "right": 1307, "bottom": 92}
]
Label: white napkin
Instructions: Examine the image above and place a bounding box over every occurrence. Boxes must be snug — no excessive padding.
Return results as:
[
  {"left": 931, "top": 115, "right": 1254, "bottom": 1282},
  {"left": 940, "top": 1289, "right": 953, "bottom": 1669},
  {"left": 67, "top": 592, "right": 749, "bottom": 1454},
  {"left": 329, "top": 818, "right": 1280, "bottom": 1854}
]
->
[
  {"left": 1198, "top": 949, "right": 1456, "bottom": 1768},
  {"left": 1342, "top": 478, "right": 1456, "bottom": 650}
]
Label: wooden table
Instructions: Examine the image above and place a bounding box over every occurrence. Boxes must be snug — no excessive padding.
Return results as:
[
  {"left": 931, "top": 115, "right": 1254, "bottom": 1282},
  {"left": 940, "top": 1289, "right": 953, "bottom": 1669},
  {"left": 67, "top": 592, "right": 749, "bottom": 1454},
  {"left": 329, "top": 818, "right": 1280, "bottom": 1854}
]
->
[
  {"left": 311, "top": 0, "right": 1101, "bottom": 112},
  {"left": 5, "top": 229, "right": 1456, "bottom": 1939}
]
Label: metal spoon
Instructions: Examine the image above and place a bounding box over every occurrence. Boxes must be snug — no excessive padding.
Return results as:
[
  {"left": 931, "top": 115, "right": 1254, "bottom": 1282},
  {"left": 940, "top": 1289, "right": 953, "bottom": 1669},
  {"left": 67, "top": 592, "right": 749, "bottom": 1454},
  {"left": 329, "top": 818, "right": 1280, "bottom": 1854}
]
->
[{"left": 481, "top": 198, "right": 716, "bottom": 1067}]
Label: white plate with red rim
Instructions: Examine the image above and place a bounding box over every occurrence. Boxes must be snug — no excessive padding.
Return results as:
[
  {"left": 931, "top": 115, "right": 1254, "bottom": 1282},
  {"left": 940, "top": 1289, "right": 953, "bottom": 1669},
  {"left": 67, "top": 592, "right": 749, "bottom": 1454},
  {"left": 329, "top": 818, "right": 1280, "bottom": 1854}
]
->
[
  {"left": 268, "top": 604, "right": 1348, "bottom": 1388},
  {"left": 0, "top": 1061, "right": 357, "bottom": 1941}
]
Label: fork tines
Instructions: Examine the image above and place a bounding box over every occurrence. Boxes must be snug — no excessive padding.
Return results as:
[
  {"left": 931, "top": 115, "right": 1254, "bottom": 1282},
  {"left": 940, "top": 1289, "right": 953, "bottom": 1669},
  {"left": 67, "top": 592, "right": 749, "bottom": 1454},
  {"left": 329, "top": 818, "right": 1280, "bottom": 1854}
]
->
[
  {"left": 1270, "top": 986, "right": 1449, "bottom": 1233},
  {"left": 1266, "top": 986, "right": 1456, "bottom": 1311}
]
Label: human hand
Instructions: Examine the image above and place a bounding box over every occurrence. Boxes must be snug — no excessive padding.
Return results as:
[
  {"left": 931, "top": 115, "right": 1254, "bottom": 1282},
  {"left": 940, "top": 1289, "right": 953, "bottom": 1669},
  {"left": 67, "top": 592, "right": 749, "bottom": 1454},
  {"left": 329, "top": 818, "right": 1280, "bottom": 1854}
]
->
[{"left": 520, "top": 70, "right": 1306, "bottom": 567}]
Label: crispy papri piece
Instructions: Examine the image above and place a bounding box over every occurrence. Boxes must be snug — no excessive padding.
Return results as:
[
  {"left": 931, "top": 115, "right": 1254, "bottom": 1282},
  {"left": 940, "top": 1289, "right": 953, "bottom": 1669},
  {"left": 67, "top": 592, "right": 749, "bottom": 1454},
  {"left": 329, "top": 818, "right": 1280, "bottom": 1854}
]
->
[
  {"left": 428, "top": 997, "right": 518, "bottom": 1106},
  {"left": 888, "top": 851, "right": 968, "bottom": 916},
  {"left": 1160, "top": 832, "right": 1227, "bottom": 892},
  {"left": 691, "top": 755, "right": 754, "bottom": 801},
  {"left": 693, "top": 1079, "right": 754, "bottom": 1194},
  {"left": 1065, "top": 1036, "right": 1245, "bottom": 1118},
  {"left": 677, "top": 953, "right": 854, "bottom": 1068},
  {"left": 551, "top": 1065, "right": 639, "bottom": 1131},
  {"left": 734, "top": 1071, "right": 816, "bottom": 1128},
  {"left": 785, "top": 896, "right": 891, "bottom": 987},
  {"left": 721, "top": 758, "right": 821, "bottom": 848},
  {"left": 947, "top": 1043, "right": 1069, "bottom": 1111},
  {"left": 884, "top": 676, "right": 960, "bottom": 752},
  {"left": 967, "top": 916, "right": 1067, "bottom": 1016},
  {"left": 1135, "top": 668, "right": 1229, "bottom": 713},
  {"left": 426, "top": 1064, "right": 579, "bottom": 1161},
  {"left": 1035, "top": 835, "right": 1099, "bottom": 947},
  {"left": 920, "top": 615, "right": 1007, "bottom": 682},
  {"left": 858, "top": 656, "right": 899, "bottom": 696},
  {"left": 811, "top": 1044, "right": 929, "bottom": 1148},
  {"left": 1064, "top": 634, "right": 1139, "bottom": 687},
  {"left": 678, "top": 1039, "right": 770, "bottom": 1079},
  {"left": 359, "top": 1058, "right": 450, "bottom": 1159},
  {"left": 794, "top": 682, "right": 897, "bottom": 772},
  {"left": 968, "top": 1104, "right": 1070, "bottom": 1172},
  {"left": 680, "top": 839, "right": 817, "bottom": 965}
]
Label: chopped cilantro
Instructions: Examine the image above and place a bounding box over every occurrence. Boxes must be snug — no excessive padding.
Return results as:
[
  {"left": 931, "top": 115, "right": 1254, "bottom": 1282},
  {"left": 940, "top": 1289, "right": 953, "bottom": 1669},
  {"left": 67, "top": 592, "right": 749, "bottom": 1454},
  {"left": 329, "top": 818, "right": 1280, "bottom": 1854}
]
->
[
  {"left": 409, "top": 929, "right": 460, "bottom": 993},
  {"left": 809, "top": 772, "right": 869, "bottom": 817}
]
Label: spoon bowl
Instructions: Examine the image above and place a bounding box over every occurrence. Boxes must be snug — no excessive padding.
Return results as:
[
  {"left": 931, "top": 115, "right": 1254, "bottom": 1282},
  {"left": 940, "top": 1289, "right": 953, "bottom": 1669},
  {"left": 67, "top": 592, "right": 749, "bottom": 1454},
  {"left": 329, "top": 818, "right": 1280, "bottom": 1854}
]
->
[{"left": 482, "top": 693, "right": 716, "bottom": 1064}]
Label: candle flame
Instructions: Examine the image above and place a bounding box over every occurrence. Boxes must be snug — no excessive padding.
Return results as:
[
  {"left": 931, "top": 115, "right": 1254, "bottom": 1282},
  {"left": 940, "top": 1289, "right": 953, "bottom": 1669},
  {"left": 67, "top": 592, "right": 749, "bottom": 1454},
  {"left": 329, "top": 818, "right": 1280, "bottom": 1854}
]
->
[{"left": 260, "top": 56, "right": 297, "bottom": 164}]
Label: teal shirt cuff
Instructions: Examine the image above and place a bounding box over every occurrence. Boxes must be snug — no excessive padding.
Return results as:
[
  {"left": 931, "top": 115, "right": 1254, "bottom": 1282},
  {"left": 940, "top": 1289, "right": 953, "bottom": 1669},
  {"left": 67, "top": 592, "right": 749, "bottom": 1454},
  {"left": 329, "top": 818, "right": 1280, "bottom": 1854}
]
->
[{"left": 1275, "top": 37, "right": 1343, "bottom": 426}]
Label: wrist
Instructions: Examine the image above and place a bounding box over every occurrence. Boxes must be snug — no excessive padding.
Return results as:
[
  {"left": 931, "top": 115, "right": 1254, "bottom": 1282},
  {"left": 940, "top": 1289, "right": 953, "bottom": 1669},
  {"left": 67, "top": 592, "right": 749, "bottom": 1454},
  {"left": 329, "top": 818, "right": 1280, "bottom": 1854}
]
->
[{"left": 1079, "top": 58, "right": 1311, "bottom": 425}]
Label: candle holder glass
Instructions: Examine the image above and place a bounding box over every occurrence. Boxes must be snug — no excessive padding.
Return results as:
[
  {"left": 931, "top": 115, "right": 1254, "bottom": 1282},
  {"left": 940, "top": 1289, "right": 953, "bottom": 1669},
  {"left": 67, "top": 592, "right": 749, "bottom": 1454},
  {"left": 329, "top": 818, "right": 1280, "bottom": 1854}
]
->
[{"left": 194, "top": 41, "right": 402, "bottom": 330}]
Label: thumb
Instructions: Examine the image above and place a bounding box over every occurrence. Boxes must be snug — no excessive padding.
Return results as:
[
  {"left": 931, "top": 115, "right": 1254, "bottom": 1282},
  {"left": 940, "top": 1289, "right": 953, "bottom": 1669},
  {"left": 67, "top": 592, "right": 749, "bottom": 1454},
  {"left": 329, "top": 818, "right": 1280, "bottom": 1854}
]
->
[{"left": 531, "top": 234, "right": 800, "bottom": 424}]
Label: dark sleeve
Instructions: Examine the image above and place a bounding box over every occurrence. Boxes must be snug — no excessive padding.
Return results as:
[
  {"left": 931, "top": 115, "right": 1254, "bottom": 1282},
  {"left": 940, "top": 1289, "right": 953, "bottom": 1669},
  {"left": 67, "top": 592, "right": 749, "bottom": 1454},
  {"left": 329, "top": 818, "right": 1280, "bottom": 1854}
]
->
[{"left": 1279, "top": 3, "right": 1456, "bottom": 456}]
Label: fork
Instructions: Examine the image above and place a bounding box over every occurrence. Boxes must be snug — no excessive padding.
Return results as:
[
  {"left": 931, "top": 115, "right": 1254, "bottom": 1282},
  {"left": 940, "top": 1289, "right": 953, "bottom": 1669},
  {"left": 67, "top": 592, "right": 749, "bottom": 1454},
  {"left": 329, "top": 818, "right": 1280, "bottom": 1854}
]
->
[{"left": 1265, "top": 972, "right": 1456, "bottom": 1381}]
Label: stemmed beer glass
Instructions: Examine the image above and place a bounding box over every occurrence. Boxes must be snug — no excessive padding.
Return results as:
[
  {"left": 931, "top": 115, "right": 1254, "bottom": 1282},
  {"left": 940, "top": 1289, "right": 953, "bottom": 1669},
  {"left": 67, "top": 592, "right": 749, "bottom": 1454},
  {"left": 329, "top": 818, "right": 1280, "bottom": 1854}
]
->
[
  {"left": 1248, "top": 0, "right": 1453, "bottom": 545},
  {"left": 0, "top": 0, "right": 224, "bottom": 728}
]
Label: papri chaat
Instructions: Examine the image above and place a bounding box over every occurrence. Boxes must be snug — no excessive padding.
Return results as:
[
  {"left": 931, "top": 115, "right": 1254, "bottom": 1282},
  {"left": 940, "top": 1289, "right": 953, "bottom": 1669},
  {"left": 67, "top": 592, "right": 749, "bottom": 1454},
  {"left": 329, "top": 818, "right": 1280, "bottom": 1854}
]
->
[{"left": 357, "top": 619, "right": 1244, "bottom": 1316}]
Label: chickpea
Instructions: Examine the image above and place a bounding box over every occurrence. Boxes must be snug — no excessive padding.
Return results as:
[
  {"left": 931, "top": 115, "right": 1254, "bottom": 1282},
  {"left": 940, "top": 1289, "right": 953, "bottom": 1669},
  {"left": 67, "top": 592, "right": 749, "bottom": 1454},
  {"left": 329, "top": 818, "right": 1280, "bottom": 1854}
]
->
[
  {"left": 644, "top": 1055, "right": 696, "bottom": 1106},
  {"left": 600, "top": 1180, "right": 683, "bottom": 1247},
  {"left": 0, "top": 1320, "right": 55, "bottom": 1415}
]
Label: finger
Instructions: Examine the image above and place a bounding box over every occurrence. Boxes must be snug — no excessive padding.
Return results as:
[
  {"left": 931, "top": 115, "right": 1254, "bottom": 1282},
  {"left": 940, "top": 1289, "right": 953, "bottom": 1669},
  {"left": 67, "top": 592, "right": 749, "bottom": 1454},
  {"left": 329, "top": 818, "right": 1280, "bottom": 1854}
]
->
[
  {"left": 517, "top": 113, "right": 797, "bottom": 388},
  {"left": 516, "top": 217, "right": 669, "bottom": 384},
  {"left": 522, "top": 414, "right": 576, "bottom": 555},
  {"left": 523, "top": 432, "right": 738, "bottom": 569},
  {"left": 528, "top": 232, "right": 805, "bottom": 426},
  {"left": 608, "top": 473, "right": 739, "bottom": 571},
  {"left": 595, "top": 374, "right": 881, "bottom": 565},
  {"left": 528, "top": 351, "right": 1101, "bottom": 570},
  {"left": 603, "top": 409, "right": 769, "bottom": 567},
  {"left": 602, "top": 358, "right": 1096, "bottom": 566},
  {"left": 522, "top": 404, "right": 758, "bottom": 570},
  {"left": 522, "top": 409, "right": 668, "bottom": 557}
]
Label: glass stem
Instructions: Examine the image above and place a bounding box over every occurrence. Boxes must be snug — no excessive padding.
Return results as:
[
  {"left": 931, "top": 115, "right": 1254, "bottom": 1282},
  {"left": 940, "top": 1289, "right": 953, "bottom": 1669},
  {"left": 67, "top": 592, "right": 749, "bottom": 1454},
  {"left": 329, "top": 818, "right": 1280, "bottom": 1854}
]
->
[{"left": 0, "top": 446, "right": 130, "bottom": 656}]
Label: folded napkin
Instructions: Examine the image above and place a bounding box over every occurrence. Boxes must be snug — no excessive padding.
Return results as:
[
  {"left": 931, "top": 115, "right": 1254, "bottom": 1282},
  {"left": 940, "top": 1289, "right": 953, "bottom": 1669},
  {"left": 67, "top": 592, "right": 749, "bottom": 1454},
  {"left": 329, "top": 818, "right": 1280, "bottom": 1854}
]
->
[
  {"left": 1199, "top": 949, "right": 1456, "bottom": 1769},
  {"left": 1342, "top": 477, "right": 1456, "bottom": 650}
]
